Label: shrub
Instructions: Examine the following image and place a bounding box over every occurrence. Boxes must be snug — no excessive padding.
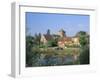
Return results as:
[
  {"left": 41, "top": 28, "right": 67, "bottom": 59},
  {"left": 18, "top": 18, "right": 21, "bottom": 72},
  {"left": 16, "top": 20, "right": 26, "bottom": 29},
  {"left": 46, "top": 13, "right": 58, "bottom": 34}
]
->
[{"left": 79, "top": 45, "right": 89, "bottom": 64}]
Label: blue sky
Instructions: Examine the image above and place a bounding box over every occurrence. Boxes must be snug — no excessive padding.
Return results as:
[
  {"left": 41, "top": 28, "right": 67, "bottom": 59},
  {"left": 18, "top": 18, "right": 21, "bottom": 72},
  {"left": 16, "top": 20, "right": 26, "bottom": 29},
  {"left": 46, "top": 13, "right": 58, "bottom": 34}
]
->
[{"left": 26, "top": 12, "right": 89, "bottom": 37}]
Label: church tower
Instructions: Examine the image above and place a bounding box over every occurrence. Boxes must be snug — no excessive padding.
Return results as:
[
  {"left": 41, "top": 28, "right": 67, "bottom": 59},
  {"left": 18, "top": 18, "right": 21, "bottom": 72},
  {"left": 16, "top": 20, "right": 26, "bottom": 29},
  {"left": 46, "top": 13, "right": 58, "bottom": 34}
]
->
[
  {"left": 47, "top": 29, "right": 50, "bottom": 35},
  {"left": 58, "top": 29, "right": 66, "bottom": 37}
]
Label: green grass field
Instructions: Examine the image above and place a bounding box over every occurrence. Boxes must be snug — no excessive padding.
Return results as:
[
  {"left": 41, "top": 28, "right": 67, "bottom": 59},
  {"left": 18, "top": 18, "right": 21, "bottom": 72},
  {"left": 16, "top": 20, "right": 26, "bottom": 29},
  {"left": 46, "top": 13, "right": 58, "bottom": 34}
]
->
[{"left": 32, "top": 47, "right": 80, "bottom": 56}]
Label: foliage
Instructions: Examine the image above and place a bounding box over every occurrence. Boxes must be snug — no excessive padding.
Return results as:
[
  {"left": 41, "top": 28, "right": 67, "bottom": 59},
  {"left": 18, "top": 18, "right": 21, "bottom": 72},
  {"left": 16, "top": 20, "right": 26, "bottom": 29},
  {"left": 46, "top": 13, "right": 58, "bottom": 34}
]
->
[
  {"left": 34, "top": 33, "right": 41, "bottom": 46},
  {"left": 47, "top": 39, "right": 57, "bottom": 47},
  {"left": 76, "top": 31, "right": 87, "bottom": 37},
  {"left": 77, "top": 31, "right": 90, "bottom": 64},
  {"left": 77, "top": 31, "right": 89, "bottom": 47},
  {"left": 26, "top": 36, "right": 41, "bottom": 67},
  {"left": 26, "top": 36, "right": 34, "bottom": 66},
  {"left": 79, "top": 45, "right": 89, "bottom": 64},
  {"left": 79, "top": 35, "right": 88, "bottom": 46}
]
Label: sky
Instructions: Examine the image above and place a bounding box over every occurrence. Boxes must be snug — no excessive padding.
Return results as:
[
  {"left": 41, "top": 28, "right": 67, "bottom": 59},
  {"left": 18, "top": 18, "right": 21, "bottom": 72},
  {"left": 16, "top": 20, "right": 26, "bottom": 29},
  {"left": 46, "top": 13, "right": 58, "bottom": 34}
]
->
[{"left": 26, "top": 12, "right": 89, "bottom": 37}]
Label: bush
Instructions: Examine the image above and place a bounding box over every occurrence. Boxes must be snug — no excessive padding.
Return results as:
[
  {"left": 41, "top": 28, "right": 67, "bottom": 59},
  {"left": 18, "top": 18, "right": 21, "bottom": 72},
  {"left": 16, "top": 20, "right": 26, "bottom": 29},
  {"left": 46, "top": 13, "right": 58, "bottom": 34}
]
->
[
  {"left": 26, "top": 36, "right": 41, "bottom": 67},
  {"left": 26, "top": 36, "right": 34, "bottom": 67},
  {"left": 47, "top": 40, "right": 57, "bottom": 47},
  {"left": 79, "top": 45, "right": 89, "bottom": 64}
]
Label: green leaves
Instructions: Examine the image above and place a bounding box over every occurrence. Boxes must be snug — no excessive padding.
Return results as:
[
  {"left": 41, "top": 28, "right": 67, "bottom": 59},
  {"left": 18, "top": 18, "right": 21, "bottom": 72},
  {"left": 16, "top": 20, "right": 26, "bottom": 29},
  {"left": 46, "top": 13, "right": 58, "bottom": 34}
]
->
[
  {"left": 77, "top": 31, "right": 90, "bottom": 64},
  {"left": 47, "top": 39, "right": 57, "bottom": 47},
  {"left": 79, "top": 35, "right": 88, "bottom": 46},
  {"left": 79, "top": 45, "right": 89, "bottom": 64}
]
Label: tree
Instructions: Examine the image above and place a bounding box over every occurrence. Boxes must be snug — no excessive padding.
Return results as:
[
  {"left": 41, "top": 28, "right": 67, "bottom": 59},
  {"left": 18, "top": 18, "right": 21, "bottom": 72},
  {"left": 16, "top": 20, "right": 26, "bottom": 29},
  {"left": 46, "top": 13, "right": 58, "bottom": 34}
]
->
[
  {"left": 26, "top": 27, "right": 41, "bottom": 67},
  {"left": 26, "top": 36, "right": 41, "bottom": 67},
  {"left": 79, "top": 35, "right": 88, "bottom": 46},
  {"left": 76, "top": 31, "right": 87, "bottom": 37},
  {"left": 79, "top": 45, "right": 89, "bottom": 64},
  {"left": 34, "top": 33, "right": 41, "bottom": 46},
  {"left": 77, "top": 31, "right": 90, "bottom": 64},
  {"left": 26, "top": 36, "right": 34, "bottom": 66},
  {"left": 76, "top": 31, "right": 89, "bottom": 47},
  {"left": 47, "top": 39, "right": 57, "bottom": 47},
  {"left": 38, "top": 33, "right": 41, "bottom": 46}
]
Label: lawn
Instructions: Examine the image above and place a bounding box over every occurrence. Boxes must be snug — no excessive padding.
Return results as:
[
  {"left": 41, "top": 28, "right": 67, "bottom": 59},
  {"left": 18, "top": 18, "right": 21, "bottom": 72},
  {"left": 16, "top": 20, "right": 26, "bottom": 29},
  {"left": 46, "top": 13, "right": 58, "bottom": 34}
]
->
[{"left": 32, "top": 47, "right": 80, "bottom": 55}]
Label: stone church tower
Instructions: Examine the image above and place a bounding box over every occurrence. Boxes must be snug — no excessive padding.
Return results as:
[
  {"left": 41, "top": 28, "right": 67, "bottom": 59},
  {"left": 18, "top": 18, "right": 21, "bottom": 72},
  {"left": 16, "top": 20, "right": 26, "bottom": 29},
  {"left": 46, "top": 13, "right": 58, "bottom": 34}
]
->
[{"left": 58, "top": 29, "right": 66, "bottom": 37}]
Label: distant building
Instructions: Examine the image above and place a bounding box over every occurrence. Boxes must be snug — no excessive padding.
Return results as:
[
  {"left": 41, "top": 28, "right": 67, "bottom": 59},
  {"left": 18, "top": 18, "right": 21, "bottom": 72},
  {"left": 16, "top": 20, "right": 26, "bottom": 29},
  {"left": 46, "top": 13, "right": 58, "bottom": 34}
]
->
[
  {"left": 58, "top": 37, "right": 72, "bottom": 48},
  {"left": 58, "top": 29, "right": 66, "bottom": 37},
  {"left": 40, "top": 29, "right": 80, "bottom": 48},
  {"left": 40, "top": 29, "right": 53, "bottom": 45},
  {"left": 40, "top": 34, "right": 53, "bottom": 45},
  {"left": 58, "top": 37, "right": 80, "bottom": 48}
]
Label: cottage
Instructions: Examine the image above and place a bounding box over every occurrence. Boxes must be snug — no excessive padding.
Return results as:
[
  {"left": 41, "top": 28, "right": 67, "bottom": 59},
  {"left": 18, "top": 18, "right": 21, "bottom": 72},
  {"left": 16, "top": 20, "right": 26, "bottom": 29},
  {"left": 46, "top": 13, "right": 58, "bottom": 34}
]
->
[
  {"left": 40, "top": 29, "right": 53, "bottom": 45},
  {"left": 58, "top": 37, "right": 80, "bottom": 48},
  {"left": 40, "top": 34, "right": 53, "bottom": 44},
  {"left": 58, "top": 37, "right": 72, "bottom": 48}
]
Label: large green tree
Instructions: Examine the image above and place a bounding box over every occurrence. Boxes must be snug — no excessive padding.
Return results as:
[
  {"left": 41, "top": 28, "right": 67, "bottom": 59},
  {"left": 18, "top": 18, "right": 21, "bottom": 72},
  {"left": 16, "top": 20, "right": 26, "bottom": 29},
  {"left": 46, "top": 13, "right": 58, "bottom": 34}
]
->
[
  {"left": 26, "top": 36, "right": 34, "bottom": 66},
  {"left": 26, "top": 36, "right": 41, "bottom": 67},
  {"left": 79, "top": 45, "right": 89, "bottom": 64},
  {"left": 34, "top": 33, "right": 41, "bottom": 46},
  {"left": 77, "top": 31, "right": 90, "bottom": 64}
]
